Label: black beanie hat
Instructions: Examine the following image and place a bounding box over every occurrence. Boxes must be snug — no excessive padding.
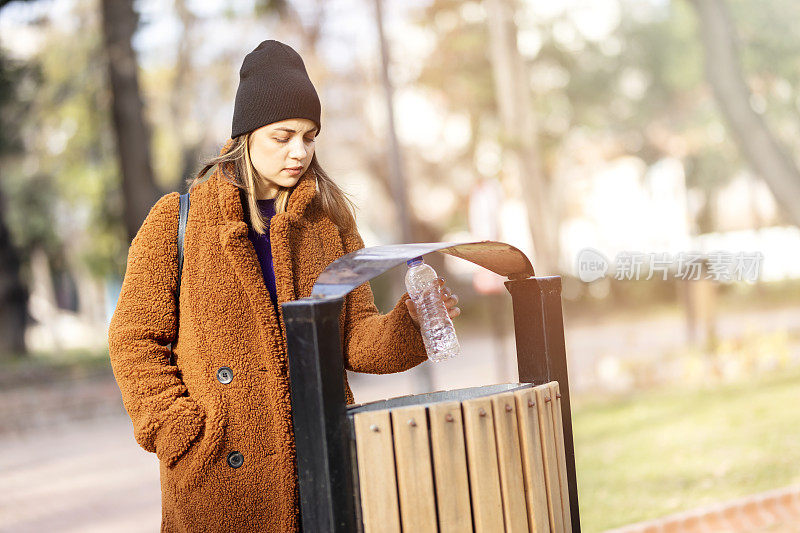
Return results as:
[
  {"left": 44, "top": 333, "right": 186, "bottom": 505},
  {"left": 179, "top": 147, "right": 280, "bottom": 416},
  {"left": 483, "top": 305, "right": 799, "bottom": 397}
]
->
[{"left": 231, "top": 40, "right": 321, "bottom": 139}]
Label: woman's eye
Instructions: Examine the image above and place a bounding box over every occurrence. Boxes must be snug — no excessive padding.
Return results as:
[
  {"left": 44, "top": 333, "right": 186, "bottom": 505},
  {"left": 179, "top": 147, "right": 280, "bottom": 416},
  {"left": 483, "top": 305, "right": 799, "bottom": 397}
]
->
[{"left": 274, "top": 137, "right": 313, "bottom": 144}]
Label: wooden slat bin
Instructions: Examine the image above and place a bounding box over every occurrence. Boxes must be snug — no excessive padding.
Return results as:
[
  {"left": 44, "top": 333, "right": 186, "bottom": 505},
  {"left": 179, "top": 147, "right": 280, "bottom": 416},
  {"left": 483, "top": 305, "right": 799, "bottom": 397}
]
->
[{"left": 348, "top": 382, "right": 572, "bottom": 533}]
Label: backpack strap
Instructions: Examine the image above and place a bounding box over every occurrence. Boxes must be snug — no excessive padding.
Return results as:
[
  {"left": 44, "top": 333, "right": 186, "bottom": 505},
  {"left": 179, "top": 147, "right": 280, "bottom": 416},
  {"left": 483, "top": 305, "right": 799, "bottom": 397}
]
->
[
  {"left": 170, "top": 192, "right": 190, "bottom": 365},
  {"left": 177, "top": 192, "right": 190, "bottom": 298}
]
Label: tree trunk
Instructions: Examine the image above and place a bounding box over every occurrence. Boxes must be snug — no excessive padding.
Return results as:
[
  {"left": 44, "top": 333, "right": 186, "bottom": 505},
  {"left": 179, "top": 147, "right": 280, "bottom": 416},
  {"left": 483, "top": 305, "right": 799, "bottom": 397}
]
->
[
  {"left": 373, "top": 0, "right": 434, "bottom": 393},
  {"left": 0, "top": 187, "right": 28, "bottom": 357},
  {"left": 0, "top": 44, "right": 30, "bottom": 358},
  {"left": 691, "top": 0, "right": 800, "bottom": 226},
  {"left": 373, "top": 0, "right": 414, "bottom": 245},
  {"left": 100, "top": 0, "right": 161, "bottom": 241},
  {"left": 170, "top": 0, "right": 206, "bottom": 192},
  {"left": 485, "top": 0, "right": 559, "bottom": 274}
]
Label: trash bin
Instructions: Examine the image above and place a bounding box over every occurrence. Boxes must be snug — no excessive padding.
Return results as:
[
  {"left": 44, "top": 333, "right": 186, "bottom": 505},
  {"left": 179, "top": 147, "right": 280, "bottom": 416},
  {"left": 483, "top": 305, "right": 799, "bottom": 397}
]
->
[{"left": 282, "top": 240, "right": 580, "bottom": 532}]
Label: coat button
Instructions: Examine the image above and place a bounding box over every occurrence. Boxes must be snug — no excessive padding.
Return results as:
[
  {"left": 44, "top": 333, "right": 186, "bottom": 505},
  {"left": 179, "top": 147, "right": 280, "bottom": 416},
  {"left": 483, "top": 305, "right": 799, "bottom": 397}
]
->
[
  {"left": 216, "top": 366, "right": 233, "bottom": 384},
  {"left": 227, "top": 451, "right": 244, "bottom": 469}
]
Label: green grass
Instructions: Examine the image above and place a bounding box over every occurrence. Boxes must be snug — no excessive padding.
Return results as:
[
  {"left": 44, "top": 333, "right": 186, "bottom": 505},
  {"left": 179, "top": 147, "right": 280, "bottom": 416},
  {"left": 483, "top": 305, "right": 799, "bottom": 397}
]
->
[{"left": 573, "top": 368, "right": 800, "bottom": 531}]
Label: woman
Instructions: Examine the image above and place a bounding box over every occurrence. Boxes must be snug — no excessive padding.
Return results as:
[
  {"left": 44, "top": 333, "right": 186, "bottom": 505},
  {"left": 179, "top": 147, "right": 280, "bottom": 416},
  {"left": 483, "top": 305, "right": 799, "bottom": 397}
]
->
[{"left": 108, "top": 39, "right": 460, "bottom": 532}]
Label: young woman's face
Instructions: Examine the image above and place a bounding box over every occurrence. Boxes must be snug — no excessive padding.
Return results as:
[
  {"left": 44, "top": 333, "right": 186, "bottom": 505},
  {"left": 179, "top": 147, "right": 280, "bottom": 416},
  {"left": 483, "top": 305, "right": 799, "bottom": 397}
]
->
[{"left": 248, "top": 118, "right": 318, "bottom": 199}]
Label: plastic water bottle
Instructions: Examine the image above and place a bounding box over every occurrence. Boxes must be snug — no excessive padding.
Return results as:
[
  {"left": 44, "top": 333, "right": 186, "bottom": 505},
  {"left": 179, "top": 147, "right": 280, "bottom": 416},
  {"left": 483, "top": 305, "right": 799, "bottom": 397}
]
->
[{"left": 405, "top": 256, "right": 460, "bottom": 362}]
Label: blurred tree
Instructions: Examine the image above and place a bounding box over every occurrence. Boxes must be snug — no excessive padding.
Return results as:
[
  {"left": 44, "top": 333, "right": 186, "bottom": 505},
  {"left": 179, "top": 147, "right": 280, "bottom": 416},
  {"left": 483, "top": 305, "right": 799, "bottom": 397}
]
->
[
  {"left": 411, "top": 0, "right": 798, "bottom": 254},
  {"left": 3, "top": 0, "right": 799, "bottom": 358},
  {"left": 1, "top": 0, "right": 131, "bottom": 347},
  {"left": 0, "top": 0, "right": 28, "bottom": 9},
  {"left": 373, "top": 0, "right": 413, "bottom": 245},
  {"left": 169, "top": 0, "right": 202, "bottom": 189},
  {"left": 254, "top": 0, "right": 324, "bottom": 60},
  {"left": 411, "top": 0, "right": 565, "bottom": 270},
  {"left": 690, "top": 0, "right": 800, "bottom": 226},
  {"left": 0, "top": 48, "right": 30, "bottom": 358},
  {"left": 373, "top": 0, "right": 434, "bottom": 392},
  {"left": 155, "top": 0, "right": 226, "bottom": 192},
  {"left": 486, "top": 0, "right": 558, "bottom": 274},
  {"left": 100, "top": 0, "right": 160, "bottom": 241}
]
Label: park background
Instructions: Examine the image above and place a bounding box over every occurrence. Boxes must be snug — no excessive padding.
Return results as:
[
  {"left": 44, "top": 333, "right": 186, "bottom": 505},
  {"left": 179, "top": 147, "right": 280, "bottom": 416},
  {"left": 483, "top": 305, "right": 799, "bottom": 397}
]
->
[{"left": 1, "top": 0, "right": 800, "bottom": 530}]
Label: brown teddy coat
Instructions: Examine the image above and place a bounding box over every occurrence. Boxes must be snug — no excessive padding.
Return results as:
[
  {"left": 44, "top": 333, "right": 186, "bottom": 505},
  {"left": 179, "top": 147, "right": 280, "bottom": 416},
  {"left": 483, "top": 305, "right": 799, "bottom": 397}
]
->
[{"left": 107, "top": 157, "right": 428, "bottom": 532}]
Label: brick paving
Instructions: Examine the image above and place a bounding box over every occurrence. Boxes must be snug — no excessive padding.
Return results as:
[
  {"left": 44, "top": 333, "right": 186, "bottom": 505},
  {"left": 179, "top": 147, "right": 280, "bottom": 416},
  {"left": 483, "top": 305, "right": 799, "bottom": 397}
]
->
[{"left": 605, "top": 485, "right": 800, "bottom": 532}]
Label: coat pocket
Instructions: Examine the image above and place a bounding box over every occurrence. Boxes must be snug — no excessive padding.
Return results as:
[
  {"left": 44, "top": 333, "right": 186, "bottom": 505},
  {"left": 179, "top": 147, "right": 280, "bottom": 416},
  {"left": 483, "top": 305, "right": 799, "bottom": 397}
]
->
[{"left": 165, "top": 392, "right": 227, "bottom": 491}]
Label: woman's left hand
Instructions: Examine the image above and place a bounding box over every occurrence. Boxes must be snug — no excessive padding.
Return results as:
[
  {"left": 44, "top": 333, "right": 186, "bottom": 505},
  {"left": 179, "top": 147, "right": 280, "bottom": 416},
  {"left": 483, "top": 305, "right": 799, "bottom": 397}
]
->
[{"left": 405, "top": 277, "right": 461, "bottom": 328}]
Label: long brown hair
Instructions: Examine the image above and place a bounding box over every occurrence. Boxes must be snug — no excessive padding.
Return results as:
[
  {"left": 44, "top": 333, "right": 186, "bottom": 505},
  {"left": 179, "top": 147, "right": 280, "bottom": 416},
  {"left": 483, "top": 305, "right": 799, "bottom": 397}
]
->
[{"left": 186, "top": 134, "right": 357, "bottom": 235}]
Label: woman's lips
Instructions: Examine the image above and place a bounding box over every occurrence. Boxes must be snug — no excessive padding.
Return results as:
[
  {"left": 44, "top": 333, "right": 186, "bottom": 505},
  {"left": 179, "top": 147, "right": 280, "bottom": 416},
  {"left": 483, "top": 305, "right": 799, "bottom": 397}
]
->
[{"left": 284, "top": 167, "right": 302, "bottom": 176}]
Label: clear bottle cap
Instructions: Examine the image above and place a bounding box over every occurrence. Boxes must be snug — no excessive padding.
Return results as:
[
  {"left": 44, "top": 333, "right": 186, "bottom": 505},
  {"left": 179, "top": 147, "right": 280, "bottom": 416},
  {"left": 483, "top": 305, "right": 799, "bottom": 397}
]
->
[{"left": 406, "top": 256, "right": 424, "bottom": 266}]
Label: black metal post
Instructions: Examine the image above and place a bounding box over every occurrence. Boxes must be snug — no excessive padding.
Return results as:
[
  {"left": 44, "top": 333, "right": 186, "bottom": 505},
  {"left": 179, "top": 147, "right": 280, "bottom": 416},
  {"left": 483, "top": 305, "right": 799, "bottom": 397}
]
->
[
  {"left": 505, "top": 276, "right": 581, "bottom": 532},
  {"left": 282, "top": 297, "right": 356, "bottom": 532}
]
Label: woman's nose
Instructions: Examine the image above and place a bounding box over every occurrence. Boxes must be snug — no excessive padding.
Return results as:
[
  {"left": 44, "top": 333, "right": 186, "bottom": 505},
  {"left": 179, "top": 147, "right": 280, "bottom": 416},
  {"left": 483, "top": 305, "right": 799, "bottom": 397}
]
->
[{"left": 289, "top": 139, "right": 307, "bottom": 159}]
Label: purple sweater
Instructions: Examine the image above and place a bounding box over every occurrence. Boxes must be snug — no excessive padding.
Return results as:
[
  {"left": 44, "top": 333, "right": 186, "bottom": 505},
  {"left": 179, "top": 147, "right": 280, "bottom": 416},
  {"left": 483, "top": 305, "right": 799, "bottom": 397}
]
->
[{"left": 247, "top": 198, "right": 278, "bottom": 308}]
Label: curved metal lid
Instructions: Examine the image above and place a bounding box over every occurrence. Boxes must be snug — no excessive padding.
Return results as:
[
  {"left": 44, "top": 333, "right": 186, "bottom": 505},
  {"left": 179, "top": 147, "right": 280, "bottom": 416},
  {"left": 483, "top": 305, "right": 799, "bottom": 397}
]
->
[{"left": 308, "top": 240, "right": 534, "bottom": 300}]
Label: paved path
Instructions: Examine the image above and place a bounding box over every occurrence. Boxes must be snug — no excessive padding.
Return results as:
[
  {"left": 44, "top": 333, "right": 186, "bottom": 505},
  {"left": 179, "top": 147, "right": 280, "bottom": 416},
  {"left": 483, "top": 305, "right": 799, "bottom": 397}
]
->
[{"left": 0, "top": 415, "right": 160, "bottom": 532}]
